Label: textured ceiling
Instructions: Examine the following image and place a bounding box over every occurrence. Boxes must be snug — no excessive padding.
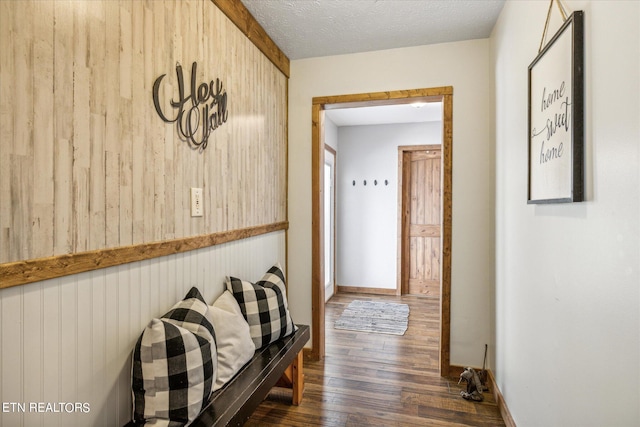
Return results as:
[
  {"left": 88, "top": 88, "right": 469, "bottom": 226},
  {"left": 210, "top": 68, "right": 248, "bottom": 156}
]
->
[
  {"left": 240, "top": 0, "right": 506, "bottom": 60},
  {"left": 239, "top": 0, "right": 504, "bottom": 126}
]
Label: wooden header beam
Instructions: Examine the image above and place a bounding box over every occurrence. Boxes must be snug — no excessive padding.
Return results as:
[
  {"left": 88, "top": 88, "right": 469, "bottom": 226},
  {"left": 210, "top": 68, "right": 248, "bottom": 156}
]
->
[{"left": 212, "top": 0, "right": 290, "bottom": 78}]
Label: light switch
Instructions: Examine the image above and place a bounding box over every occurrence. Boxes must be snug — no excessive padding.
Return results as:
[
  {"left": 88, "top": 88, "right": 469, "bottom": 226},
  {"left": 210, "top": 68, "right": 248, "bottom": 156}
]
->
[{"left": 191, "top": 188, "right": 203, "bottom": 217}]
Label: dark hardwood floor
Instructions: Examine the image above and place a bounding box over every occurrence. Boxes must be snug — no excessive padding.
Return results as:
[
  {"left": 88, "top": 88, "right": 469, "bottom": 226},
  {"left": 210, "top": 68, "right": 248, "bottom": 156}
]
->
[{"left": 247, "top": 293, "right": 505, "bottom": 426}]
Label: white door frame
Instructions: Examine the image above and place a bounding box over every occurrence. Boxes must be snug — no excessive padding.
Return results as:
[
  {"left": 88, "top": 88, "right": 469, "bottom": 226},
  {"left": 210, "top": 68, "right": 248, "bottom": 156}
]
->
[{"left": 324, "top": 145, "right": 336, "bottom": 302}]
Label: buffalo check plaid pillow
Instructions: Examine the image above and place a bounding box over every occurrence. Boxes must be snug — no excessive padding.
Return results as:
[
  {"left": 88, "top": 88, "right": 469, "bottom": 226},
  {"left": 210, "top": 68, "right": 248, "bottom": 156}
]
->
[
  {"left": 132, "top": 287, "right": 217, "bottom": 426},
  {"left": 226, "top": 263, "right": 297, "bottom": 349}
]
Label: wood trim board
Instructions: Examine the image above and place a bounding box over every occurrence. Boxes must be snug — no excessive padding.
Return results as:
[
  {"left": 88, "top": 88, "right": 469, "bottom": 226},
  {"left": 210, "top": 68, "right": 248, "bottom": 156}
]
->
[
  {"left": 440, "top": 93, "right": 453, "bottom": 374},
  {"left": 489, "top": 369, "right": 517, "bottom": 427},
  {"left": 211, "top": 0, "right": 290, "bottom": 78},
  {"left": 310, "top": 103, "right": 325, "bottom": 360},
  {"left": 337, "top": 286, "right": 398, "bottom": 296},
  {"left": 449, "top": 365, "right": 516, "bottom": 427},
  {"left": 311, "top": 87, "right": 453, "bottom": 377},
  {"left": 0, "top": 221, "right": 288, "bottom": 289},
  {"left": 314, "top": 87, "right": 453, "bottom": 106}
]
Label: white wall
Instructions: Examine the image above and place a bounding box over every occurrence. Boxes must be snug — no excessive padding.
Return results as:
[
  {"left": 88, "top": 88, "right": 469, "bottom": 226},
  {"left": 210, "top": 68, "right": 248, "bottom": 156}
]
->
[
  {"left": 336, "top": 122, "right": 440, "bottom": 289},
  {"left": 324, "top": 117, "right": 339, "bottom": 151},
  {"left": 0, "top": 232, "right": 285, "bottom": 426},
  {"left": 492, "top": 1, "right": 639, "bottom": 426},
  {"left": 288, "top": 39, "right": 494, "bottom": 366}
]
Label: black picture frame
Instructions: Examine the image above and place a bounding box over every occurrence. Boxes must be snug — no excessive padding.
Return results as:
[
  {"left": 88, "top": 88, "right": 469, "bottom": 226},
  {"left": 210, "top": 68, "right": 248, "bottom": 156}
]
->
[{"left": 528, "top": 11, "right": 584, "bottom": 204}]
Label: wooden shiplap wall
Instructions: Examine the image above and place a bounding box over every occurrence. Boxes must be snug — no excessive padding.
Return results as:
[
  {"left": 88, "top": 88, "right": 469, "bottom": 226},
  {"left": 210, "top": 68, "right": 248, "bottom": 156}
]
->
[
  {"left": 0, "top": 231, "right": 286, "bottom": 426},
  {"left": 0, "top": 0, "right": 287, "bottom": 265},
  {"left": 0, "top": 0, "right": 290, "bottom": 424}
]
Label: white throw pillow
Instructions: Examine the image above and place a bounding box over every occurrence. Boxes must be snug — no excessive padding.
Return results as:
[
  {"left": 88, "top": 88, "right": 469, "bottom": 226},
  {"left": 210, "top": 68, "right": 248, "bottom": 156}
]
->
[{"left": 209, "top": 291, "right": 256, "bottom": 391}]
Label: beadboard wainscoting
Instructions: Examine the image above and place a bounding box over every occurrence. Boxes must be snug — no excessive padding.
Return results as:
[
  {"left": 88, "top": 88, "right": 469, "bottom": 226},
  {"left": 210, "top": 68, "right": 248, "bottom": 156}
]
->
[{"left": 0, "top": 231, "right": 285, "bottom": 426}]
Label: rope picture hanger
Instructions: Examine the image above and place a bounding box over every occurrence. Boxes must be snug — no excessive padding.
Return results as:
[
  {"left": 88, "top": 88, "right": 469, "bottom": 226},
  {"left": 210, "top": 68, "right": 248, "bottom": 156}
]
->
[{"left": 539, "top": 0, "right": 570, "bottom": 53}]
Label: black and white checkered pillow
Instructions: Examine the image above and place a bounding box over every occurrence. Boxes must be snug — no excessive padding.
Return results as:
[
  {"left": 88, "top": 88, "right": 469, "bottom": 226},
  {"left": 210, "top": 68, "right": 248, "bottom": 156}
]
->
[
  {"left": 226, "top": 263, "right": 296, "bottom": 349},
  {"left": 132, "top": 287, "right": 216, "bottom": 426}
]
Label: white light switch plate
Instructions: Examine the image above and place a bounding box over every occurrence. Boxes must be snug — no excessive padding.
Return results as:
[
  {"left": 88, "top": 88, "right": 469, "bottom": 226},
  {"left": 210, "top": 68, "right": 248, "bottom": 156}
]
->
[{"left": 191, "top": 188, "right": 203, "bottom": 217}]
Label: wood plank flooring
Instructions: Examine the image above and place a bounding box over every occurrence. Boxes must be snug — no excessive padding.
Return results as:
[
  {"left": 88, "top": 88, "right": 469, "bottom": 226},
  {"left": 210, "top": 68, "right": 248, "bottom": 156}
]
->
[{"left": 247, "top": 293, "right": 505, "bottom": 426}]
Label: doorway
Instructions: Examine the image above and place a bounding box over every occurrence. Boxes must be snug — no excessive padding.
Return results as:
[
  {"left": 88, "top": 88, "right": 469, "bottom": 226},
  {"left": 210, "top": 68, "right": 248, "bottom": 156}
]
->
[
  {"left": 324, "top": 146, "right": 336, "bottom": 302},
  {"left": 311, "top": 87, "right": 453, "bottom": 376},
  {"left": 399, "top": 145, "right": 442, "bottom": 296}
]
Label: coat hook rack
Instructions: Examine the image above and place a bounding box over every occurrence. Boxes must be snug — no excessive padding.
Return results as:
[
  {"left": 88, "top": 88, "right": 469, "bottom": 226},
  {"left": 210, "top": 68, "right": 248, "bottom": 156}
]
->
[{"left": 352, "top": 179, "right": 389, "bottom": 187}]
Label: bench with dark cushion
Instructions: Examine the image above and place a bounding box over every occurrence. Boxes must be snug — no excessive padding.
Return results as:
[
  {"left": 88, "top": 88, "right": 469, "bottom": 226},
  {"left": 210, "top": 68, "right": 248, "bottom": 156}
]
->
[
  {"left": 191, "top": 324, "right": 309, "bottom": 427},
  {"left": 125, "top": 325, "right": 309, "bottom": 427}
]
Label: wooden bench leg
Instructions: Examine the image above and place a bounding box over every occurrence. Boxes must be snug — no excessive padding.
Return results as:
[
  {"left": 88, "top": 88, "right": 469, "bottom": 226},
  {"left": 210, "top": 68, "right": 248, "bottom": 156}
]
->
[
  {"left": 291, "top": 349, "right": 304, "bottom": 405},
  {"left": 275, "top": 349, "right": 304, "bottom": 405},
  {"left": 274, "top": 349, "right": 305, "bottom": 405}
]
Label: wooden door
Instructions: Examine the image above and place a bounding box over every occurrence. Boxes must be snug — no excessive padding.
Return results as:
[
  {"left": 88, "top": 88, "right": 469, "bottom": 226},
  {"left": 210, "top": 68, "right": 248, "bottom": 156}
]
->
[{"left": 401, "top": 148, "right": 441, "bottom": 296}]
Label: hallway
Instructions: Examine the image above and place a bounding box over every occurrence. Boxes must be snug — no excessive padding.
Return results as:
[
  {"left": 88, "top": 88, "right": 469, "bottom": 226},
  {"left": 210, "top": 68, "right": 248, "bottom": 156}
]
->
[{"left": 248, "top": 293, "right": 505, "bottom": 426}]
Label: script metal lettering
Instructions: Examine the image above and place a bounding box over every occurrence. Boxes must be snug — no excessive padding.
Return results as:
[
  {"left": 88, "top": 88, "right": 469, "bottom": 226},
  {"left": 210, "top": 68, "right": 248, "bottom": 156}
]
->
[{"left": 152, "top": 62, "right": 228, "bottom": 151}]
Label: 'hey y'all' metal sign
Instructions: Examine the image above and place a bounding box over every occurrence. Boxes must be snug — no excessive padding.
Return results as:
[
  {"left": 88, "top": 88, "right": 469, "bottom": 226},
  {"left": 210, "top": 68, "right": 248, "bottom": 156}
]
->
[{"left": 153, "top": 62, "right": 228, "bottom": 151}]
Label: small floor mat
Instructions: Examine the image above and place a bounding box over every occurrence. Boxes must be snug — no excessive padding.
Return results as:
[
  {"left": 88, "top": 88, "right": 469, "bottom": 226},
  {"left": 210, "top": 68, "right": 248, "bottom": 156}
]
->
[{"left": 334, "top": 300, "right": 409, "bottom": 335}]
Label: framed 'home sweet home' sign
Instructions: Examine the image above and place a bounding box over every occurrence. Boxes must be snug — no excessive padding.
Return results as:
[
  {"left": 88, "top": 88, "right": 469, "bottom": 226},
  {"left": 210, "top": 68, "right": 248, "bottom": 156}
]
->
[{"left": 528, "top": 10, "right": 584, "bottom": 204}]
